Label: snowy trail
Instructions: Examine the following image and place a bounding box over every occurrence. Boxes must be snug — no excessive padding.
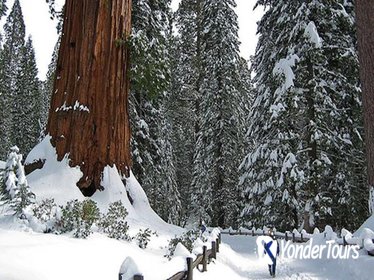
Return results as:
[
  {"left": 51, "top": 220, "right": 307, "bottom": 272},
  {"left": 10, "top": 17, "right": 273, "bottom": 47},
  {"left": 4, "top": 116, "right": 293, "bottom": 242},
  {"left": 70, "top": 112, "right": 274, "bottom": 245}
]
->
[
  {"left": 195, "top": 234, "right": 373, "bottom": 280},
  {"left": 217, "top": 235, "right": 314, "bottom": 280}
]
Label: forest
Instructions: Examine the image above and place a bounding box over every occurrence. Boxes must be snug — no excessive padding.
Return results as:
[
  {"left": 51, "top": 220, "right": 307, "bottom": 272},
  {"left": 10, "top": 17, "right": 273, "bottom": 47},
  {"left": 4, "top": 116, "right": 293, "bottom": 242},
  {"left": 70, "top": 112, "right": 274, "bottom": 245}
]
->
[{"left": 0, "top": 0, "right": 373, "bottom": 235}]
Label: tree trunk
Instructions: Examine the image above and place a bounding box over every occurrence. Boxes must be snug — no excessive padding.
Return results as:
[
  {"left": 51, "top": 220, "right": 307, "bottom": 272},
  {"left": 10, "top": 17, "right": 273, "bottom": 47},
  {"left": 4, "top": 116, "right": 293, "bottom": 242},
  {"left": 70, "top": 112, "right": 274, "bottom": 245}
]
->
[
  {"left": 46, "top": 0, "right": 132, "bottom": 195},
  {"left": 356, "top": 0, "right": 374, "bottom": 212}
]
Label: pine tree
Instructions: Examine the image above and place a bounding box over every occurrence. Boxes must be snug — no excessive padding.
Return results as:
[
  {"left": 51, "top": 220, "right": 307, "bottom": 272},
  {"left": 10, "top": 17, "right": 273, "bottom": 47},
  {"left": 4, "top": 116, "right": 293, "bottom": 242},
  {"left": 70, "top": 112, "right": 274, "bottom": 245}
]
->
[
  {"left": 191, "top": 0, "right": 246, "bottom": 227},
  {"left": 12, "top": 36, "right": 41, "bottom": 155},
  {"left": 1, "top": 146, "right": 35, "bottom": 216},
  {"left": 240, "top": 0, "right": 366, "bottom": 231},
  {"left": 170, "top": 0, "right": 202, "bottom": 224},
  {"left": 130, "top": 0, "right": 181, "bottom": 223},
  {"left": 0, "top": 0, "right": 25, "bottom": 159}
]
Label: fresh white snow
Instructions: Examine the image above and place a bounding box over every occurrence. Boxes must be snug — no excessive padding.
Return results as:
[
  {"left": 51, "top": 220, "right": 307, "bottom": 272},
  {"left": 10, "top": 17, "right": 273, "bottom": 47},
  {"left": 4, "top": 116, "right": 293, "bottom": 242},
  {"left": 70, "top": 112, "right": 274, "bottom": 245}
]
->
[
  {"left": 304, "top": 21, "right": 322, "bottom": 48},
  {"left": 1, "top": 136, "right": 374, "bottom": 279}
]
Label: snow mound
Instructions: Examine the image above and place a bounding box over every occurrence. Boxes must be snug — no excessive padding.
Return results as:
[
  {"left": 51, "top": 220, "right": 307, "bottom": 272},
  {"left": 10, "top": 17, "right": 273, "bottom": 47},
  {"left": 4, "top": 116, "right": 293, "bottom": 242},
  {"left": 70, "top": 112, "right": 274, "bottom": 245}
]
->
[
  {"left": 355, "top": 215, "right": 374, "bottom": 236},
  {"left": 25, "top": 136, "right": 182, "bottom": 235},
  {"left": 119, "top": 257, "right": 142, "bottom": 280},
  {"left": 26, "top": 136, "right": 84, "bottom": 205},
  {"left": 0, "top": 160, "right": 5, "bottom": 169},
  {"left": 174, "top": 243, "right": 194, "bottom": 258}
]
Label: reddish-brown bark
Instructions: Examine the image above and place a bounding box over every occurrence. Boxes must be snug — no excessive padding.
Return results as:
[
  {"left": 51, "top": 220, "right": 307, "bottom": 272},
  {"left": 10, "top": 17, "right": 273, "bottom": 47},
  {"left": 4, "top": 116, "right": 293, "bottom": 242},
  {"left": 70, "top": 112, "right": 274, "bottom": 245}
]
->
[
  {"left": 46, "top": 0, "right": 132, "bottom": 195},
  {"left": 356, "top": 0, "right": 374, "bottom": 189}
]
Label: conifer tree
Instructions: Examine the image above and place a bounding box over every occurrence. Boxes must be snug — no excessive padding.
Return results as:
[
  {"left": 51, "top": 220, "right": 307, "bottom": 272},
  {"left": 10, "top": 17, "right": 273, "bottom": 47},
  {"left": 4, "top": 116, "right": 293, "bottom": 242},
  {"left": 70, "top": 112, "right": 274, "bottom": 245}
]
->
[
  {"left": 12, "top": 37, "right": 41, "bottom": 155},
  {"left": 130, "top": 0, "right": 181, "bottom": 223},
  {"left": 0, "top": 0, "right": 25, "bottom": 158},
  {"left": 171, "top": 0, "right": 202, "bottom": 224},
  {"left": 191, "top": 0, "right": 246, "bottom": 227},
  {"left": 240, "top": 0, "right": 366, "bottom": 231},
  {"left": 1, "top": 146, "right": 35, "bottom": 216}
]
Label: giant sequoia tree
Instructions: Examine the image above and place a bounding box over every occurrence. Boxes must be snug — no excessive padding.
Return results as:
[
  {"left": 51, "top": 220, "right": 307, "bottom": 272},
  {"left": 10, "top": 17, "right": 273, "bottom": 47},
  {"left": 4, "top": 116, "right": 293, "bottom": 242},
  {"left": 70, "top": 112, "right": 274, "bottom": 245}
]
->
[
  {"left": 356, "top": 0, "right": 374, "bottom": 214},
  {"left": 45, "top": 0, "right": 132, "bottom": 195}
]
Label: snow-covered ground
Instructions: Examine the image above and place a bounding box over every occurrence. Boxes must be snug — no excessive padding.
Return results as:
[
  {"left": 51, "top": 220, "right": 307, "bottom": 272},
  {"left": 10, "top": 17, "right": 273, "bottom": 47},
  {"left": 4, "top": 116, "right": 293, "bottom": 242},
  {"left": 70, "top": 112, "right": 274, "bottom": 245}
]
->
[
  {"left": 1, "top": 228, "right": 374, "bottom": 280},
  {"left": 1, "top": 138, "right": 374, "bottom": 279},
  {"left": 196, "top": 234, "right": 374, "bottom": 280}
]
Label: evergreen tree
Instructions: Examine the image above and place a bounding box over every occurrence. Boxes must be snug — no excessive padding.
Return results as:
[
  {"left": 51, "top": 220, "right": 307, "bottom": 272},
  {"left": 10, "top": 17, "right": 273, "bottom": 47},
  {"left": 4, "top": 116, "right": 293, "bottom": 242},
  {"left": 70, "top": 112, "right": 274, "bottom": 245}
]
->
[
  {"left": 0, "top": 0, "right": 25, "bottom": 158},
  {"left": 130, "top": 0, "right": 181, "bottom": 224},
  {"left": 12, "top": 36, "right": 41, "bottom": 155},
  {"left": 170, "top": 0, "right": 202, "bottom": 225},
  {"left": 240, "top": 0, "right": 366, "bottom": 231},
  {"left": 1, "top": 146, "right": 35, "bottom": 216},
  {"left": 191, "top": 0, "right": 246, "bottom": 227}
]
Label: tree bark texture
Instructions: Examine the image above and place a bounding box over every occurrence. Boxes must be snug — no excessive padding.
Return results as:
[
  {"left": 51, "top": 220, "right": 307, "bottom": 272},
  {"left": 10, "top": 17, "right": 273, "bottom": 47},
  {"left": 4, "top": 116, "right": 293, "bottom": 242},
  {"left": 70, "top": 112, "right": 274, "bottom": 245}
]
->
[
  {"left": 356, "top": 0, "right": 374, "bottom": 189},
  {"left": 46, "top": 0, "right": 132, "bottom": 195}
]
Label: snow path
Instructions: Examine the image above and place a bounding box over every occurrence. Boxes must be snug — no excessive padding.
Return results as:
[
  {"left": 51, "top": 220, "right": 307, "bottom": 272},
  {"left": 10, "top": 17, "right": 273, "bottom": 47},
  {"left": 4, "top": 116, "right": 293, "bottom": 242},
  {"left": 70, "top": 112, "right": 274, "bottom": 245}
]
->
[{"left": 194, "top": 235, "right": 373, "bottom": 280}]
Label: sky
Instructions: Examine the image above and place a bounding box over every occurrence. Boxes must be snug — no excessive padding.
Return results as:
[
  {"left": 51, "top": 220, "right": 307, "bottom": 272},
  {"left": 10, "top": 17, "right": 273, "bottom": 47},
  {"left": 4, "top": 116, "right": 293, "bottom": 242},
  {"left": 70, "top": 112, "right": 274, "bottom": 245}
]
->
[{"left": 2, "top": 0, "right": 263, "bottom": 80}]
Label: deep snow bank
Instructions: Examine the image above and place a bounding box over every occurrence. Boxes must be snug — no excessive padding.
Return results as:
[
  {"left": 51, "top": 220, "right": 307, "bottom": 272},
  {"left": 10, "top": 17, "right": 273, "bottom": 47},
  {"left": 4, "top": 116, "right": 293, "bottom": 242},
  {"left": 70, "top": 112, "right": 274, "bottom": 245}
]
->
[{"left": 25, "top": 136, "right": 181, "bottom": 235}]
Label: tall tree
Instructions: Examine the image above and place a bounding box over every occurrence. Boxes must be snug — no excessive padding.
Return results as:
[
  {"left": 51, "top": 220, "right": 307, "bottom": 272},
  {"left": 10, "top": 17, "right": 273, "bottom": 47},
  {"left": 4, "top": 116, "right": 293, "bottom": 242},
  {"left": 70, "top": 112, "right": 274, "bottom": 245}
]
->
[
  {"left": 356, "top": 0, "right": 374, "bottom": 214},
  {"left": 0, "top": 0, "right": 25, "bottom": 158},
  {"left": 191, "top": 0, "right": 246, "bottom": 227},
  {"left": 241, "top": 0, "right": 366, "bottom": 231},
  {"left": 12, "top": 36, "right": 41, "bottom": 154},
  {"left": 129, "top": 0, "right": 181, "bottom": 223},
  {"left": 171, "top": 0, "right": 202, "bottom": 224},
  {"left": 41, "top": 0, "right": 132, "bottom": 195}
]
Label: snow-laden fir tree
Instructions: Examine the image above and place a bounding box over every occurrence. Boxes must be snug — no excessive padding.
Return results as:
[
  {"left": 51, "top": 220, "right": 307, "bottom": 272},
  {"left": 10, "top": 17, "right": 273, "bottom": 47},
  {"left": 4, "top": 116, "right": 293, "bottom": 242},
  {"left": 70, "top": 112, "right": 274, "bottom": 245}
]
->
[
  {"left": 240, "top": 0, "right": 366, "bottom": 231},
  {"left": 170, "top": 0, "right": 202, "bottom": 225},
  {"left": 191, "top": 0, "right": 248, "bottom": 227},
  {"left": 12, "top": 37, "right": 41, "bottom": 155},
  {"left": 1, "top": 146, "right": 35, "bottom": 216},
  {"left": 0, "top": 0, "right": 25, "bottom": 159},
  {"left": 130, "top": 0, "right": 181, "bottom": 224}
]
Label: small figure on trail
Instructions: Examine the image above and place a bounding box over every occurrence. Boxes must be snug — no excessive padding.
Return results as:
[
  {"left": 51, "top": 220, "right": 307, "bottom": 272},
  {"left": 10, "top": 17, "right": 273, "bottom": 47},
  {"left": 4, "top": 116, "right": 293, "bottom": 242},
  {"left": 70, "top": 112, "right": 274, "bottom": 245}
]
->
[
  {"left": 200, "top": 220, "right": 207, "bottom": 234},
  {"left": 256, "top": 228, "right": 280, "bottom": 278}
]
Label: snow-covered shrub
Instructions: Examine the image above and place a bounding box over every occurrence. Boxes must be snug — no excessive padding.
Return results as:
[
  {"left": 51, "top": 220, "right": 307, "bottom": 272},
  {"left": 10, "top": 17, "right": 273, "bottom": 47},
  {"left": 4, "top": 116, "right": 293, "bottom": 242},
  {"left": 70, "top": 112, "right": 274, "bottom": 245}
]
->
[
  {"left": 135, "top": 228, "right": 156, "bottom": 249},
  {"left": 59, "top": 199, "right": 100, "bottom": 238},
  {"left": 165, "top": 230, "right": 199, "bottom": 259},
  {"left": 1, "top": 146, "right": 35, "bottom": 216},
  {"left": 31, "top": 198, "right": 61, "bottom": 233},
  {"left": 98, "top": 201, "right": 130, "bottom": 240}
]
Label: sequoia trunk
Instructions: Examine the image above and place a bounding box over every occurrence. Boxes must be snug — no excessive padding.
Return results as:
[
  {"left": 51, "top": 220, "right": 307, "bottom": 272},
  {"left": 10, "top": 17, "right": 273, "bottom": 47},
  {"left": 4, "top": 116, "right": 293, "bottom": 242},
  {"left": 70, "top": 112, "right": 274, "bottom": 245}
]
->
[
  {"left": 356, "top": 1, "right": 374, "bottom": 197},
  {"left": 46, "top": 0, "right": 132, "bottom": 195}
]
